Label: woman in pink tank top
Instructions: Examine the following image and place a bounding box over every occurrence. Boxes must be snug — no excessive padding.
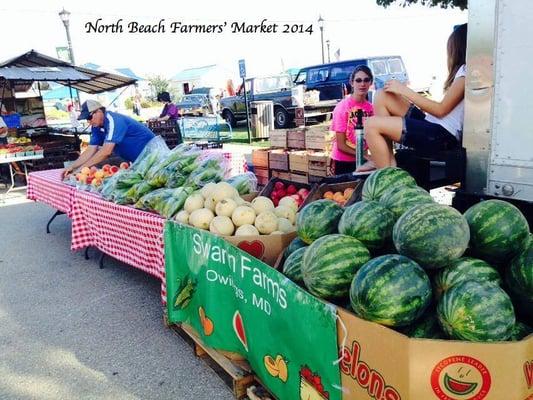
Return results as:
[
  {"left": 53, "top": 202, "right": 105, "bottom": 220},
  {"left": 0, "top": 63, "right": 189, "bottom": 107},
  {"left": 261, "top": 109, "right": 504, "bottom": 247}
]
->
[{"left": 330, "top": 65, "right": 375, "bottom": 175}]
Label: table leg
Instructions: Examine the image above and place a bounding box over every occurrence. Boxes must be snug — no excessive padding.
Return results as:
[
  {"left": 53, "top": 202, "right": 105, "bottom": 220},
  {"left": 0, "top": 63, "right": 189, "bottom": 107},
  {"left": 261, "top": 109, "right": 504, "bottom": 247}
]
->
[
  {"left": 99, "top": 252, "right": 105, "bottom": 269},
  {"left": 46, "top": 210, "right": 65, "bottom": 234},
  {"left": 84, "top": 247, "right": 90, "bottom": 260}
]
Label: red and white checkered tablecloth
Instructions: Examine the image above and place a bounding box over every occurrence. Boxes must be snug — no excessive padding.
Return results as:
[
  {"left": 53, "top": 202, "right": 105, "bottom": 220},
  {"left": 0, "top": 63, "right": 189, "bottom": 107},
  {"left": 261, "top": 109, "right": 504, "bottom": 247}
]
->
[
  {"left": 71, "top": 190, "right": 167, "bottom": 304},
  {"left": 27, "top": 169, "right": 76, "bottom": 217}
]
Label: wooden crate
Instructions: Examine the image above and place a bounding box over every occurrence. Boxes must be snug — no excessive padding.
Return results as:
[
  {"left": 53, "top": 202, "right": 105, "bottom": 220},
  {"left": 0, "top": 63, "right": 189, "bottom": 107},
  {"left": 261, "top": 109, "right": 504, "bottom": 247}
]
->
[
  {"left": 286, "top": 128, "right": 306, "bottom": 149},
  {"left": 308, "top": 175, "right": 325, "bottom": 184},
  {"left": 269, "top": 129, "right": 287, "bottom": 148},
  {"left": 308, "top": 151, "right": 334, "bottom": 177},
  {"left": 300, "top": 180, "right": 364, "bottom": 208},
  {"left": 253, "top": 166, "right": 270, "bottom": 186},
  {"left": 290, "top": 172, "right": 309, "bottom": 185},
  {"left": 289, "top": 150, "right": 308, "bottom": 173},
  {"left": 270, "top": 170, "right": 291, "bottom": 180},
  {"left": 305, "top": 125, "right": 333, "bottom": 151},
  {"left": 251, "top": 148, "right": 269, "bottom": 168},
  {"left": 171, "top": 323, "right": 255, "bottom": 399},
  {"left": 268, "top": 149, "right": 289, "bottom": 171}
]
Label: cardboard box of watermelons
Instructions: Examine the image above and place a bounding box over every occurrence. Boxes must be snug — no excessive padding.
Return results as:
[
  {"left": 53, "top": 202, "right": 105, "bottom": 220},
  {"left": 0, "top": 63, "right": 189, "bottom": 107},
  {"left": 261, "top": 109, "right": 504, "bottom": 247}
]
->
[{"left": 336, "top": 308, "right": 533, "bottom": 400}]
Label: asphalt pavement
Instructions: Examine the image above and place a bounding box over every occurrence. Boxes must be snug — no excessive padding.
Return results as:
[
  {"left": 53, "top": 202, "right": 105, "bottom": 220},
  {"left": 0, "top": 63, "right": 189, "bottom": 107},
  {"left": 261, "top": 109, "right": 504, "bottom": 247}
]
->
[{"left": 0, "top": 198, "right": 233, "bottom": 400}]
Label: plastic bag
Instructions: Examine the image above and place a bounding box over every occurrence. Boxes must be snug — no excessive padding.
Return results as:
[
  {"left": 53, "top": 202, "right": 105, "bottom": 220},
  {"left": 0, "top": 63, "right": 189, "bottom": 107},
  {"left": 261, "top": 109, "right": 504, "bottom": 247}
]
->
[
  {"left": 100, "top": 173, "right": 121, "bottom": 200},
  {"left": 129, "top": 136, "right": 169, "bottom": 177},
  {"left": 155, "top": 186, "right": 194, "bottom": 218},
  {"left": 185, "top": 152, "right": 228, "bottom": 188},
  {"left": 226, "top": 172, "right": 258, "bottom": 195},
  {"left": 114, "top": 169, "right": 143, "bottom": 189},
  {"left": 144, "top": 143, "right": 201, "bottom": 181},
  {"left": 124, "top": 181, "right": 156, "bottom": 204},
  {"left": 134, "top": 186, "right": 193, "bottom": 218}
]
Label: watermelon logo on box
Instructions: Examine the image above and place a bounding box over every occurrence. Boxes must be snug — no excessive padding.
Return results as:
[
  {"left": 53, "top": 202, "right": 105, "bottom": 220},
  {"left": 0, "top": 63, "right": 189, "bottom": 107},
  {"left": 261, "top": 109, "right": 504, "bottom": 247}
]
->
[{"left": 430, "top": 355, "right": 491, "bottom": 400}]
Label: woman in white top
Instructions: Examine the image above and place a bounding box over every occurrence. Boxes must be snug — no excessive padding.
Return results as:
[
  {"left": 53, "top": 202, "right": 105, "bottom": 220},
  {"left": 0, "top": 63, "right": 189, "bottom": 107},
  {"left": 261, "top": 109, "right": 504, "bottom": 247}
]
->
[{"left": 363, "top": 23, "right": 467, "bottom": 169}]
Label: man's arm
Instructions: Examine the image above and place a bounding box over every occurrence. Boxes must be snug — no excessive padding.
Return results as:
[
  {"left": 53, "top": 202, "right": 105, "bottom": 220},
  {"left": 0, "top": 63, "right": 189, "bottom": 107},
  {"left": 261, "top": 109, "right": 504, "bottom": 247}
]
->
[
  {"left": 80, "top": 143, "right": 116, "bottom": 168},
  {"left": 63, "top": 145, "right": 98, "bottom": 178}
]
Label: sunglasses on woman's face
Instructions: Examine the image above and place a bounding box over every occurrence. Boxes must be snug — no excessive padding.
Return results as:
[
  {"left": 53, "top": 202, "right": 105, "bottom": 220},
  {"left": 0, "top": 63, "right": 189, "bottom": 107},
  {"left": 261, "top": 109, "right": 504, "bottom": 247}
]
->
[{"left": 354, "top": 78, "right": 372, "bottom": 83}]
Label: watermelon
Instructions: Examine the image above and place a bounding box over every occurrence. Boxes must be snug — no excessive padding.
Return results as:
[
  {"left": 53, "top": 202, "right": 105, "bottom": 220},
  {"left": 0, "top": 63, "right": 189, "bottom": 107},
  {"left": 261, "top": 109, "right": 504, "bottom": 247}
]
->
[
  {"left": 350, "top": 254, "right": 432, "bottom": 327},
  {"left": 338, "top": 201, "right": 395, "bottom": 251},
  {"left": 393, "top": 203, "right": 470, "bottom": 269},
  {"left": 400, "top": 312, "right": 446, "bottom": 339},
  {"left": 464, "top": 200, "right": 530, "bottom": 264},
  {"left": 282, "top": 247, "right": 306, "bottom": 285},
  {"left": 296, "top": 200, "right": 344, "bottom": 244},
  {"left": 437, "top": 280, "right": 515, "bottom": 342},
  {"left": 302, "top": 234, "right": 371, "bottom": 299},
  {"left": 506, "top": 239, "right": 533, "bottom": 301},
  {"left": 434, "top": 257, "right": 501, "bottom": 300},
  {"left": 379, "top": 185, "right": 434, "bottom": 220},
  {"left": 362, "top": 167, "right": 417, "bottom": 201},
  {"left": 284, "top": 237, "right": 307, "bottom": 258},
  {"left": 509, "top": 321, "right": 533, "bottom": 341}
]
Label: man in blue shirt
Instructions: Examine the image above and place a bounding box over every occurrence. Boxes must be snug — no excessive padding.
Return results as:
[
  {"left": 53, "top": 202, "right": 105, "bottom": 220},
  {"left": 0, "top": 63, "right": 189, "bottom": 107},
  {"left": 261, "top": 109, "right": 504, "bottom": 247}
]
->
[{"left": 63, "top": 100, "right": 154, "bottom": 177}]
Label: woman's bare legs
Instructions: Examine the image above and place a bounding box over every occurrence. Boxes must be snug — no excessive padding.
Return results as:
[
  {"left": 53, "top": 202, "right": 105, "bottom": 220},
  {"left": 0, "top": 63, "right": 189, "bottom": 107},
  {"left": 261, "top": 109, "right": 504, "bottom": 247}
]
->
[{"left": 365, "top": 90, "right": 411, "bottom": 168}]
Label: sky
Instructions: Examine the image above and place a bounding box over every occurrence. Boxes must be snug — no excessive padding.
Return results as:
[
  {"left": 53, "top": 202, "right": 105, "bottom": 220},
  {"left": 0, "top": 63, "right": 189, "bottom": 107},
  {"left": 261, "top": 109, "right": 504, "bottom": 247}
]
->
[{"left": 0, "top": 0, "right": 467, "bottom": 91}]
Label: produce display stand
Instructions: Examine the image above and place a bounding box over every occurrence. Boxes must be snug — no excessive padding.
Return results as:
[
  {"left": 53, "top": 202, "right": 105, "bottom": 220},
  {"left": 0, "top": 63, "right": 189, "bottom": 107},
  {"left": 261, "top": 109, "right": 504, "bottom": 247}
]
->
[
  {"left": 1, "top": 153, "right": 43, "bottom": 199},
  {"left": 71, "top": 189, "right": 167, "bottom": 302}
]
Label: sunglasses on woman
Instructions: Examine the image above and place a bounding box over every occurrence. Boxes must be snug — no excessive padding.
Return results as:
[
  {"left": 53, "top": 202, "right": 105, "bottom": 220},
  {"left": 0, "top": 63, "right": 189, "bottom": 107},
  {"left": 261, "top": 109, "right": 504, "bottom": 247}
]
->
[{"left": 354, "top": 78, "right": 372, "bottom": 83}]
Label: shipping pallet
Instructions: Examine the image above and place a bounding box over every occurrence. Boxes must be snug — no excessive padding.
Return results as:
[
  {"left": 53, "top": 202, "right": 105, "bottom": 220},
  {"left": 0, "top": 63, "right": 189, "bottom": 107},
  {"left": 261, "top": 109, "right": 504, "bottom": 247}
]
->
[{"left": 165, "top": 318, "right": 274, "bottom": 399}]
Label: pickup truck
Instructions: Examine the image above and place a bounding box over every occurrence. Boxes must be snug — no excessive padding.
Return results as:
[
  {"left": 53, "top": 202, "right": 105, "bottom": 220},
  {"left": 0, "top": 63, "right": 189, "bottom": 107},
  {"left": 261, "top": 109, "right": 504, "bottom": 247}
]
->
[{"left": 219, "top": 74, "right": 295, "bottom": 129}]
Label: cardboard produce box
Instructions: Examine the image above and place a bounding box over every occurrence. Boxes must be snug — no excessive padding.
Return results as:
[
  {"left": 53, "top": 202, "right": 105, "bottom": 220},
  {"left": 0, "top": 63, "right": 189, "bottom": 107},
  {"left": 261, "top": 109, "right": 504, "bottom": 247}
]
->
[
  {"left": 224, "top": 231, "right": 296, "bottom": 267},
  {"left": 337, "top": 308, "right": 533, "bottom": 400}
]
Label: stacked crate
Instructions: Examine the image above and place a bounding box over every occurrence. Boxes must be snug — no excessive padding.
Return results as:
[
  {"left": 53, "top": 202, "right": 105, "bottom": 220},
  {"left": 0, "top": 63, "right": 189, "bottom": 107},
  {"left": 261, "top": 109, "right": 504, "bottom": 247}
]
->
[
  {"left": 286, "top": 129, "right": 309, "bottom": 183},
  {"left": 305, "top": 124, "right": 334, "bottom": 183},
  {"left": 251, "top": 148, "right": 270, "bottom": 186},
  {"left": 147, "top": 120, "right": 181, "bottom": 149}
]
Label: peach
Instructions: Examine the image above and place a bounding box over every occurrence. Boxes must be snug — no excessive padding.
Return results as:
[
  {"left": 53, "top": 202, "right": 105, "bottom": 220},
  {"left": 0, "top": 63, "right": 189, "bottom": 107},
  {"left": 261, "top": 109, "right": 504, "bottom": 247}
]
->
[
  {"left": 323, "top": 191, "right": 334, "bottom": 200},
  {"left": 94, "top": 170, "right": 105, "bottom": 179},
  {"left": 344, "top": 187, "right": 355, "bottom": 199},
  {"left": 81, "top": 167, "right": 91, "bottom": 175},
  {"left": 110, "top": 165, "right": 120, "bottom": 174},
  {"left": 120, "top": 162, "right": 130, "bottom": 170}
]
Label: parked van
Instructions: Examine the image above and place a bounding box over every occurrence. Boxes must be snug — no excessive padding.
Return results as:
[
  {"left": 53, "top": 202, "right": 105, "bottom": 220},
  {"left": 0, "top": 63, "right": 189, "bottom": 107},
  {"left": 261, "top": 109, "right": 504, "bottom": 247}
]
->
[{"left": 293, "top": 56, "right": 409, "bottom": 102}]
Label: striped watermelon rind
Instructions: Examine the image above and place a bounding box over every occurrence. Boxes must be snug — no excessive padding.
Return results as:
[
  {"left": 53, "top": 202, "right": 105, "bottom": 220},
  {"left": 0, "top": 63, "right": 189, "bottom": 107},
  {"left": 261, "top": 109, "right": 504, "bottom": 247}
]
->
[
  {"left": 296, "top": 200, "right": 344, "bottom": 244},
  {"left": 434, "top": 257, "right": 501, "bottom": 300},
  {"left": 400, "top": 311, "right": 445, "bottom": 339},
  {"left": 509, "top": 321, "right": 533, "bottom": 341},
  {"left": 350, "top": 254, "right": 432, "bottom": 327},
  {"left": 437, "top": 280, "right": 516, "bottom": 342},
  {"left": 379, "top": 185, "right": 434, "bottom": 220},
  {"left": 464, "top": 199, "right": 530, "bottom": 264},
  {"left": 284, "top": 237, "right": 307, "bottom": 258},
  {"left": 338, "top": 201, "right": 395, "bottom": 251},
  {"left": 393, "top": 203, "right": 470, "bottom": 269},
  {"left": 506, "top": 239, "right": 533, "bottom": 302},
  {"left": 282, "top": 246, "right": 307, "bottom": 285},
  {"left": 362, "top": 167, "right": 417, "bottom": 201},
  {"left": 302, "top": 234, "right": 371, "bottom": 299}
]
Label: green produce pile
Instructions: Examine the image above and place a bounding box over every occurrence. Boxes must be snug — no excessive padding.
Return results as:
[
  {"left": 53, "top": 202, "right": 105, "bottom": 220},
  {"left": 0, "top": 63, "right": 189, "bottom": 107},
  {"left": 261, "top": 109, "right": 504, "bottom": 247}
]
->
[
  {"left": 281, "top": 167, "right": 532, "bottom": 343},
  {"left": 97, "top": 137, "right": 257, "bottom": 219}
]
